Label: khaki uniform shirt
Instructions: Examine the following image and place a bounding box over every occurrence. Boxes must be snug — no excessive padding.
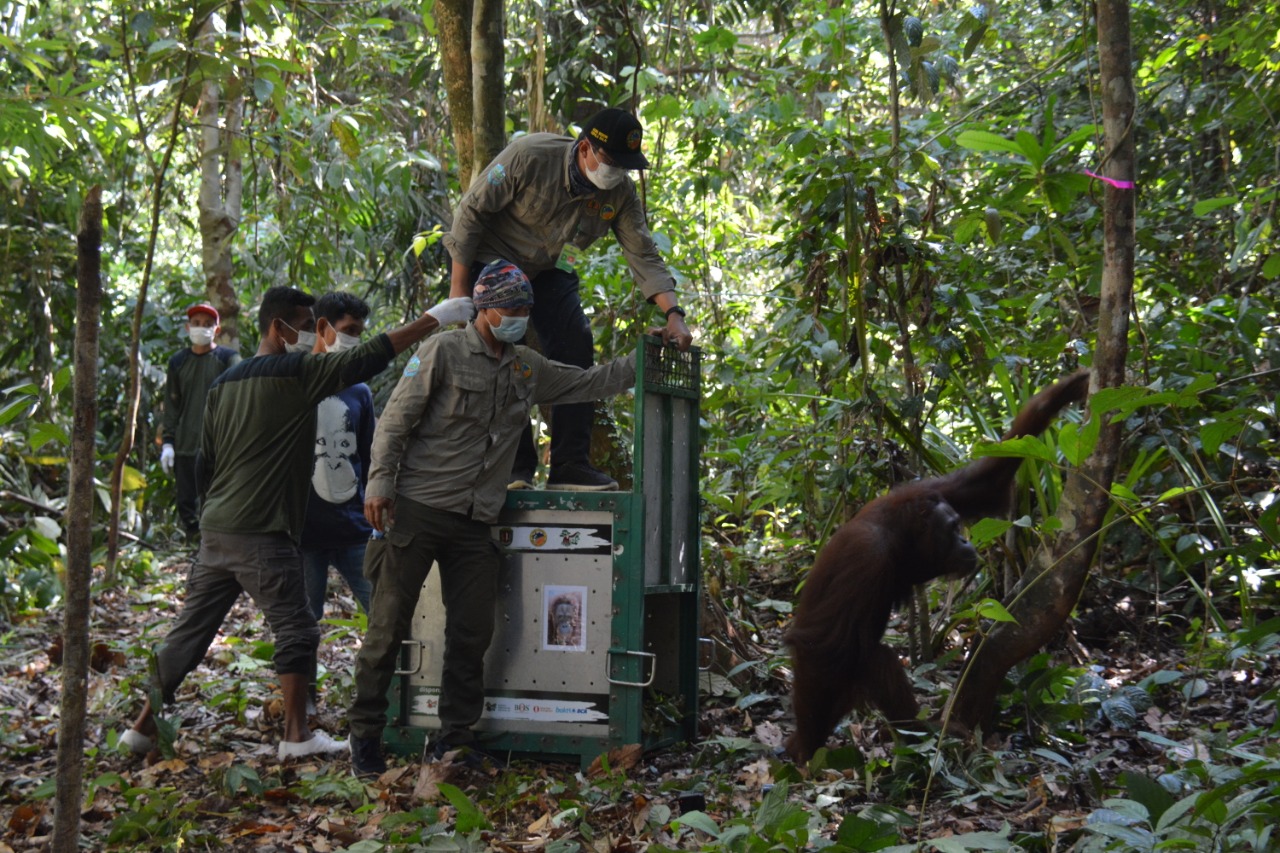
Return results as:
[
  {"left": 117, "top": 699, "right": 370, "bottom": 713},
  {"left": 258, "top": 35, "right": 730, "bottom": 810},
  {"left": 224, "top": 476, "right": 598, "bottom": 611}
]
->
[
  {"left": 367, "top": 325, "right": 636, "bottom": 524},
  {"left": 442, "top": 133, "right": 676, "bottom": 301}
]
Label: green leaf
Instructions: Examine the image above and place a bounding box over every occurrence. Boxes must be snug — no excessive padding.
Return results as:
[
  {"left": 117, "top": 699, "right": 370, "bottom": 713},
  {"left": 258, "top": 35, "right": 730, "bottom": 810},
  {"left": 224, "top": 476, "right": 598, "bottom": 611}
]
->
[
  {"left": 1014, "top": 130, "right": 1045, "bottom": 167},
  {"left": 673, "top": 810, "right": 721, "bottom": 838},
  {"left": 223, "top": 764, "right": 263, "bottom": 795},
  {"left": 692, "top": 25, "right": 737, "bottom": 53},
  {"left": 647, "top": 94, "right": 683, "bottom": 121},
  {"left": 963, "top": 18, "right": 989, "bottom": 59},
  {"left": 0, "top": 395, "right": 34, "bottom": 426},
  {"left": 1262, "top": 252, "right": 1280, "bottom": 278},
  {"left": 970, "top": 434, "right": 1056, "bottom": 463},
  {"left": 975, "top": 598, "right": 1017, "bottom": 622},
  {"left": 437, "top": 782, "right": 491, "bottom": 832},
  {"left": 930, "top": 823, "right": 1014, "bottom": 852},
  {"left": 332, "top": 119, "right": 360, "bottom": 159},
  {"left": 27, "top": 422, "right": 68, "bottom": 450},
  {"left": 52, "top": 365, "right": 71, "bottom": 395},
  {"left": 903, "top": 16, "right": 923, "bottom": 47},
  {"left": 1257, "top": 502, "right": 1279, "bottom": 543},
  {"left": 956, "top": 129, "right": 1025, "bottom": 157},
  {"left": 1198, "top": 419, "right": 1236, "bottom": 456},
  {"left": 954, "top": 215, "right": 982, "bottom": 244},
  {"left": 1192, "top": 196, "right": 1238, "bottom": 216},
  {"left": 969, "top": 517, "right": 1012, "bottom": 547},
  {"left": 836, "top": 814, "right": 900, "bottom": 850}
]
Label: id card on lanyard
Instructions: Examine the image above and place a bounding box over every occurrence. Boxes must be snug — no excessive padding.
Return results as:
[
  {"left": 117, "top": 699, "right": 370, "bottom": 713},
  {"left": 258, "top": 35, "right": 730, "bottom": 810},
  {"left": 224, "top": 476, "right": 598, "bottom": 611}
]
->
[{"left": 555, "top": 243, "right": 581, "bottom": 273}]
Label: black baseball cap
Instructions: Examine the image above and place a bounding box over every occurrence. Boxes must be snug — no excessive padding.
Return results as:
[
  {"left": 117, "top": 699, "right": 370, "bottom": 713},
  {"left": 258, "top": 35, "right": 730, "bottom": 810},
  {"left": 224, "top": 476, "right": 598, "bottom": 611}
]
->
[{"left": 580, "top": 108, "right": 650, "bottom": 170}]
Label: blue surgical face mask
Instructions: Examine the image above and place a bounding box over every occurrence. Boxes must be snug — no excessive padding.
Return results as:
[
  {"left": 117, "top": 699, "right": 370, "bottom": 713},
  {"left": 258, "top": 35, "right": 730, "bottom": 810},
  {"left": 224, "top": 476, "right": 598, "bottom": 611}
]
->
[{"left": 489, "top": 312, "right": 528, "bottom": 343}]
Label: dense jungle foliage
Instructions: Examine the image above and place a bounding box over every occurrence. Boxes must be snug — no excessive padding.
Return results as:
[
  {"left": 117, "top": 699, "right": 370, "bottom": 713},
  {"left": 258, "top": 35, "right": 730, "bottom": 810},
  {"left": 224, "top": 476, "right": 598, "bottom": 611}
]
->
[{"left": 1, "top": 0, "right": 1277, "bottom": 849}]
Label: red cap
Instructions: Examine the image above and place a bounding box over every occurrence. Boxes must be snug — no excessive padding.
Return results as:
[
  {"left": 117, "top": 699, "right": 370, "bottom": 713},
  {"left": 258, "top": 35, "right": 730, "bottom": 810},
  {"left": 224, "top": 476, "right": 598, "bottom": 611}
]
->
[{"left": 187, "top": 303, "right": 219, "bottom": 323}]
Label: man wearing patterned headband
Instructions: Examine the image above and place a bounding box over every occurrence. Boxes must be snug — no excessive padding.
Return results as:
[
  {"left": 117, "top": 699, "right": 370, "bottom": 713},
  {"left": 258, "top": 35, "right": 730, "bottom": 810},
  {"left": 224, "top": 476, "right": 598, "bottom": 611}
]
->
[
  {"left": 444, "top": 107, "right": 693, "bottom": 492},
  {"left": 348, "top": 259, "right": 652, "bottom": 778}
]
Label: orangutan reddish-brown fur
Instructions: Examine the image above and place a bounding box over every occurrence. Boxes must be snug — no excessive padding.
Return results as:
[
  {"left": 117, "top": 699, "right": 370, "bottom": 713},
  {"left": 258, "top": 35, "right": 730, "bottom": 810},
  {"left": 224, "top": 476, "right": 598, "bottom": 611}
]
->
[{"left": 784, "top": 371, "right": 1090, "bottom": 762}]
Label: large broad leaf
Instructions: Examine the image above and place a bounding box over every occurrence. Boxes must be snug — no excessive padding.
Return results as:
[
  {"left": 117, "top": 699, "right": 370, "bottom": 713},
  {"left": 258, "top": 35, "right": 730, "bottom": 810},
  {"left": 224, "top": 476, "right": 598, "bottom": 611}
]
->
[
  {"left": 673, "top": 810, "right": 721, "bottom": 838},
  {"left": 1192, "top": 196, "right": 1238, "bottom": 216},
  {"left": 970, "top": 434, "right": 1056, "bottom": 463},
  {"left": 956, "top": 129, "right": 1026, "bottom": 157}
]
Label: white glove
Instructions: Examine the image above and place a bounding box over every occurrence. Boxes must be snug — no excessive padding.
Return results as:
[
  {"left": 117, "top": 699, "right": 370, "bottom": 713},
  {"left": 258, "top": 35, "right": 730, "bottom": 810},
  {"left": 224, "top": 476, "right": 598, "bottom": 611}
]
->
[
  {"left": 426, "top": 296, "right": 475, "bottom": 327},
  {"left": 160, "top": 444, "right": 175, "bottom": 476}
]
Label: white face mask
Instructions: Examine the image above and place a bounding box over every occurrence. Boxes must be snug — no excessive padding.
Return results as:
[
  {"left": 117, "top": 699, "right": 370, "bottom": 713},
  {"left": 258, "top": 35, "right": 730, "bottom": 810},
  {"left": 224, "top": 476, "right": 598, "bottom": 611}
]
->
[
  {"left": 586, "top": 149, "right": 628, "bottom": 190},
  {"left": 281, "top": 321, "right": 316, "bottom": 353},
  {"left": 326, "top": 331, "right": 361, "bottom": 353},
  {"left": 188, "top": 327, "right": 216, "bottom": 347},
  {"left": 286, "top": 331, "right": 316, "bottom": 353},
  {"left": 489, "top": 312, "right": 528, "bottom": 343}
]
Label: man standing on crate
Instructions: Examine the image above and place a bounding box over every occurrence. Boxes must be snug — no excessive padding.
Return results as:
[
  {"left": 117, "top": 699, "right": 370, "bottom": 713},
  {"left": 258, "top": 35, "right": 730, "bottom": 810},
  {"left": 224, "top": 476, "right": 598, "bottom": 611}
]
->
[
  {"left": 444, "top": 107, "right": 694, "bottom": 492},
  {"left": 348, "top": 260, "right": 660, "bottom": 777}
]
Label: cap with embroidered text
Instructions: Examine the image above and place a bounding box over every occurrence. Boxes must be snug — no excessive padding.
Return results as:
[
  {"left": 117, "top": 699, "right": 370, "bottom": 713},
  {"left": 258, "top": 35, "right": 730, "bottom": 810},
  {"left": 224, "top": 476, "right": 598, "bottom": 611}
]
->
[{"left": 580, "top": 108, "right": 650, "bottom": 170}]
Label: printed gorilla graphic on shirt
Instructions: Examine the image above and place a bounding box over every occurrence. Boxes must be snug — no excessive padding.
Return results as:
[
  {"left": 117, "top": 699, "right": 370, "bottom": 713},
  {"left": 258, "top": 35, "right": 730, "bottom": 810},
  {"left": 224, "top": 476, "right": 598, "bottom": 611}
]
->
[{"left": 312, "top": 395, "right": 359, "bottom": 503}]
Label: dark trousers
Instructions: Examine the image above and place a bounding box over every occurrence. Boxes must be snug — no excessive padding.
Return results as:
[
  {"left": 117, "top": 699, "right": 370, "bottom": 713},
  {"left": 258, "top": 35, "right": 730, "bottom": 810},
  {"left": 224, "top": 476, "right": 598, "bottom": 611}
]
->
[
  {"left": 174, "top": 454, "right": 201, "bottom": 533},
  {"left": 464, "top": 262, "right": 594, "bottom": 472},
  {"left": 153, "top": 531, "right": 319, "bottom": 703},
  {"left": 348, "top": 498, "right": 500, "bottom": 743}
]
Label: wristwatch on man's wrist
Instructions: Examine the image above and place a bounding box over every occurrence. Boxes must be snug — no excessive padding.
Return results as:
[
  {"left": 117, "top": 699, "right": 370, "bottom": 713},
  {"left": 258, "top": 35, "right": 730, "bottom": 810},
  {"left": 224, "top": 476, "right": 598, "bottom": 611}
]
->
[{"left": 664, "top": 305, "right": 686, "bottom": 319}]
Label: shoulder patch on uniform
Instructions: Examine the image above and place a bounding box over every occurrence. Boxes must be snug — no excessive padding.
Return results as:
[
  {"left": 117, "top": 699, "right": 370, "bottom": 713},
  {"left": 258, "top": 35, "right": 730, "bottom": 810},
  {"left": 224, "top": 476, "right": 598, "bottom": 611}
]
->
[
  {"left": 488, "top": 164, "right": 507, "bottom": 186},
  {"left": 512, "top": 359, "right": 533, "bottom": 380},
  {"left": 600, "top": 204, "right": 617, "bottom": 221},
  {"left": 403, "top": 355, "right": 421, "bottom": 377}
]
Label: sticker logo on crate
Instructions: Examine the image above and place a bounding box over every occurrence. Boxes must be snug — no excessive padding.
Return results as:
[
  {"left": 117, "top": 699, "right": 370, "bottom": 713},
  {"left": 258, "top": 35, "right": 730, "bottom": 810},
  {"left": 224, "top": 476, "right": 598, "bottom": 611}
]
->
[
  {"left": 495, "top": 525, "right": 611, "bottom": 553},
  {"left": 412, "top": 689, "right": 608, "bottom": 723}
]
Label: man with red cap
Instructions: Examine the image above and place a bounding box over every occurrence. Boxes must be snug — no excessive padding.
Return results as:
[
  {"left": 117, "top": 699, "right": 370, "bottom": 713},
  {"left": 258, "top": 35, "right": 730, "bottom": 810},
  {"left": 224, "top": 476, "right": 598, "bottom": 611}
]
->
[
  {"left": 444, "top": 107, "right": 693, "bottom": 492},
  {"left": 160, "top": 303, "right": 240, "bottom": 537}
]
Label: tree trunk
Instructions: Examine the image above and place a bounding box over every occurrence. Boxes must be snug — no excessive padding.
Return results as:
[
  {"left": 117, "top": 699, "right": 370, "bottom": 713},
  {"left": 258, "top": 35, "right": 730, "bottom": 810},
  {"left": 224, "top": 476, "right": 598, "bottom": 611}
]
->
[
  {"left": 946, "top": 0, "right": 1135, "bottom": 732},
  {"left": 437, "top": 0, "right": 476, "bottom": 189},
  {"left": 197, "top": 16, "right": 244, "bottom": 350},
  {"left": 527, "top": 6, "right": 548, "bottom": 133},
  {"left": 470, "top": 0, "right": 505, "bottom": 179},
  {"left": 105, "top": 60, "right": 190, "bottom": 575},
  {"left": 52, "top": 185, "right": 103, "bottom": 853}
]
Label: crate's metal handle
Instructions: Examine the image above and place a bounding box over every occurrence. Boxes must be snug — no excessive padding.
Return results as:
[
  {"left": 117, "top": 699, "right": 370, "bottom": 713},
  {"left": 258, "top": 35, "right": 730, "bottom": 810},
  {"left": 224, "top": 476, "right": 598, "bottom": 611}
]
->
[
  {"left": 606, "top": 649, "right": 656, "bottom": 687},
  {"left": 697, "top": 637, "right": 715, "bottom": 671},
  {"left": 394, "top": 639, "right": 423, "bottom": 675}
]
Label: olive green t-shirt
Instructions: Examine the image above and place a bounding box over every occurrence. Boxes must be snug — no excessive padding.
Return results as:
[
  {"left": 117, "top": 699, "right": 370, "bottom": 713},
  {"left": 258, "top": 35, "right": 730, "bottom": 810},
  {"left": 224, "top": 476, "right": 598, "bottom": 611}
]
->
[
  {"left": 162, "top": 345, "right": 241, "bottom": 455},
  {"left": 198, "top": 334, "right": 395, "bottom": 542}
]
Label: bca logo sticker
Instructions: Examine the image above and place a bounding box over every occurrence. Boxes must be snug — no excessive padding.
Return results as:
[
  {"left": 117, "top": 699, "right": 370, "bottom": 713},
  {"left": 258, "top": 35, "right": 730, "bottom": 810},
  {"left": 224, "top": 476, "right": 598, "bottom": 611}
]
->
[{"left": 528, "top": 528, "right": 548, "bottom": 547}]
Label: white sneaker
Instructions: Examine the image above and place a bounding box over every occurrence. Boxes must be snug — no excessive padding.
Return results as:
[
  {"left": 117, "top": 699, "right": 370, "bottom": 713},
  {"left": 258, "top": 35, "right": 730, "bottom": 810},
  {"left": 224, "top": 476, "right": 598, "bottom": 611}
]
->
[
  {"left": 120, "top": 729, "right": 154, "bottom": 755},
  {"left": 278, "top": 730, "right": 348, "bottom": 761}
]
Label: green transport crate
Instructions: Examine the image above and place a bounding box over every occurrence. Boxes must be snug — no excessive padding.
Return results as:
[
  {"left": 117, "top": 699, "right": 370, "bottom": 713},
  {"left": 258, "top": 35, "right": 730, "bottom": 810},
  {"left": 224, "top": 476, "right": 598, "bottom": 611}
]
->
[{"left": 381, "top": 337, "right": 703, "bottom": 768}]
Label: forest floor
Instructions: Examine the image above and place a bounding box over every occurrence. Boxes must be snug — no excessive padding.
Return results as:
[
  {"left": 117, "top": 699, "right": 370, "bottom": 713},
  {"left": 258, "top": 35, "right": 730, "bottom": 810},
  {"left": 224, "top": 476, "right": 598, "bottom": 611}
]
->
[{"left": 0, "top": 549, "right": 1273, "bottom": 851}]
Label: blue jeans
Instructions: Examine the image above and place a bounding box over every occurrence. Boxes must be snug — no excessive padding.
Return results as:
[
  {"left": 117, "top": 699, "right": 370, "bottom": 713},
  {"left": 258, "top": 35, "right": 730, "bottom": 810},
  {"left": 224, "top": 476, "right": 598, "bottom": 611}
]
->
[{"left": 301, "top": 544, "right": 372, "bottom": 621}]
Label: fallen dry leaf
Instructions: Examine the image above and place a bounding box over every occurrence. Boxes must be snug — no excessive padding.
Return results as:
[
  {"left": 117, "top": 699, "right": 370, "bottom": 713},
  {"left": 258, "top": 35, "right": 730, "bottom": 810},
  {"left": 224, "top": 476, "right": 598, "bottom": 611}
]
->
[{"left": 587, "top": 743, "right": 642, "bottom": 777}]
